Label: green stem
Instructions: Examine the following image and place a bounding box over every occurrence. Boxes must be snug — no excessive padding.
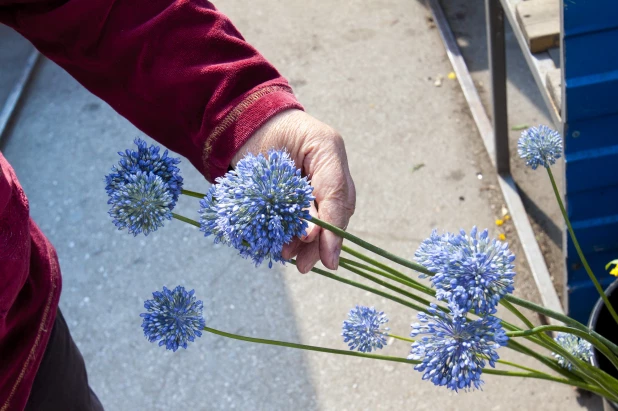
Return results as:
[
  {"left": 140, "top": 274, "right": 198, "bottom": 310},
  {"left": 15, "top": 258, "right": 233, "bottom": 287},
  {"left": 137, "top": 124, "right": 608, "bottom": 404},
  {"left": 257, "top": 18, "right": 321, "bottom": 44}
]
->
[
  {"left": 506, "top": 294, "right": 618, "bottom": 356},
  {"left": 339, "top": 259, "right": 437, "bottom": 311},
  {"left": 340, "top": 249, "right": 547, "bottom": 348},
  {"left": 338, "top": 218, "right": 618, "bottom": 358},
  {"left": 172, "top": 198, "right": 590, "bottom": 353},
  {"left": 501, "top": 299, "right": 535, "bottom": 329},
  {"left": 328, "top": 260, "right": 585, "bottom": 383},
  {"left": 507, "top": 339, "right": 583, "bottom": 382},
  {"left": 168, "top": 211, "right": 531, "bottom": 344},
  {"left": 295, "top": 262, "right": 429, "bottom": 313},
  {"left": 389, "top": 334, "right": 415, "bottom": 343},
  {"left": 510, "top": 338, "right": 616, "bottom": 399},
  {"left": 495, "top": 359, "right": 549, "bottom": 374},
  {"left": 172, "top": 213, "right": 200, "bottom": 228},
  {"left": 310, "top": 217, "right": 433, "bottom": 276},
  {"left": 547, "top": 167, "right": 618, "bottom": 326},
  {"left": 202, "top": 327, "right": 600, "bottom": 392},
  {"left": 484, "top": 369, "right": 613, "bottom": 399},
  {"left": 181, "top": 189, "right": 206, "bottom": 199},
  {"left": 386, "top": 334, "right": 541, "bottom": 377},
  {"left": 507, "top": 325, "right": 618, "bottom": 371},
  {"left": 547, "top": 334, "right": 618, "bottom": 397},
  {"left": 525, "top": 332, "right": 618, "bottom": 394},
  {"left": 339, "top": 257, "right": 419, "bottom": 288},
  {"left": 342, "top": 245, "right": 433, "bottom": 293},
  {"left": 204, "top": 326, "right": 419, "bottom": 364},
  {"left": 170, "top": 211, "right": 615, "bottom": 396},
  {"left": 176, "top": 189, "right": 613, "bottom": 351},
  {"left": 337, "top": 228, "right": 569, "bottom": 348},
  {"left": 310, "top": 263, "right": 562, "bottom": 381},
  {"left": 530, "top": 324, "right": 618, "bottom": 395}
]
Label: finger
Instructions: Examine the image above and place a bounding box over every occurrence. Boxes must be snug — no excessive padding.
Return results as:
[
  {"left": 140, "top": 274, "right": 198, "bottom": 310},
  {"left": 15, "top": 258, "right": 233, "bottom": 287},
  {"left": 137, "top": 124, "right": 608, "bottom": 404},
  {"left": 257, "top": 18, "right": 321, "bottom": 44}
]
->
[
  {"left": 300, "top": 201, "right": 319, "bottom": 243},
  {"left": 301, "top": 132, "right": 355, "bottom": 271},
  {"left": 317, "top": 199, "right": 351, "bottom": 270},
  {"left": 295, "top": 233, "right": 321, "bottom": 274},
  {"left": 311, "top": 171, "right": 355, "bottom": 270},
  {"left": 282, "top": 238, "right": 303, "bottom": 260}
]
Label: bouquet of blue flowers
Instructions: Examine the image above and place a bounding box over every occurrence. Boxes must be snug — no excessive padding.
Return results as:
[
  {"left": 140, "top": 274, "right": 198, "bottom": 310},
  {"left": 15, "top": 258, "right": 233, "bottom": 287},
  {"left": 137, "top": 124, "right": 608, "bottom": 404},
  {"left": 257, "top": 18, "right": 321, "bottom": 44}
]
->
[{"left": 104, "top": 126, "right": 618, "bottom": 400}]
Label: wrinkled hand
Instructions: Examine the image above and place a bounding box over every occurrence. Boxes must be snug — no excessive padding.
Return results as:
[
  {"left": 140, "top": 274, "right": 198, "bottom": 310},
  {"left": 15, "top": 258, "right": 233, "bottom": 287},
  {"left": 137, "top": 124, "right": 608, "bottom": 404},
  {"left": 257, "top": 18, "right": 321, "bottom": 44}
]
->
[{"left": 231, "top": 109, "right": 356, "bottom": 273}]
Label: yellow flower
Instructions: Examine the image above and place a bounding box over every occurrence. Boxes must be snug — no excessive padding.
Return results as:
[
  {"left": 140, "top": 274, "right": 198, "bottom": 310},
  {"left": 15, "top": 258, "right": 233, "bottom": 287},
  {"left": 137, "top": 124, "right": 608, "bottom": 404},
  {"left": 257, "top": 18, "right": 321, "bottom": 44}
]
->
[
  {"left": 498, "top": 233, "right": 506, "bottom": 241},
  {"left": 495, "top": 219, "right": 504, "bottom": 226},
  {"left": 605, "top": 259, "right": 618, "bottom": 276},
  {"left": 447, "top": 71, "right": 457, "bottom": 80}
]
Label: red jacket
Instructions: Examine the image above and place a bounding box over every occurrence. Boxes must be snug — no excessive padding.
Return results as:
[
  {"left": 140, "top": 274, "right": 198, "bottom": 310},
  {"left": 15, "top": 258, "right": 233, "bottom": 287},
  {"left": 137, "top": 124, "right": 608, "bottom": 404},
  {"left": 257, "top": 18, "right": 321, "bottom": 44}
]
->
[{"left": 0, "top": 1, "right": 302, "bottom": 409}]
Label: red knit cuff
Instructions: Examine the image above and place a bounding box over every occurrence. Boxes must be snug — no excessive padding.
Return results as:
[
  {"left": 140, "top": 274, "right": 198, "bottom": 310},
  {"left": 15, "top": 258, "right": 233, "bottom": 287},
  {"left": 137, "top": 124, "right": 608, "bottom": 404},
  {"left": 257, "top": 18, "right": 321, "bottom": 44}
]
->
[{"left": 201, "top": 85, "right": 304, "bottom": 182}]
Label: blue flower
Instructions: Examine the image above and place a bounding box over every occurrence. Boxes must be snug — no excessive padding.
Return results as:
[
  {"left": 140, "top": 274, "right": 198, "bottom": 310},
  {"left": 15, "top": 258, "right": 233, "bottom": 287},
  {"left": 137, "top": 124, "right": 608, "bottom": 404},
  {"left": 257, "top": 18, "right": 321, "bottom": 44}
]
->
[
  {"left": 198, "top": 185, "right": 230, "bottom": 246},
  {"left": 342, "top": 306, "right": 389, "bottom": 353},
  {"left": 107, "top": 171, "right": 173, "bottom": 236},
  {"left": 552, "top": 332, "right": 593, "bottom": 370},
  {"left": 140, "top": 286, "right": 206, "bottom": 352},
  {"left": 105, "top": 138, "right": 183, "bottom": 202},
  {"left": 198, "top": 150, "right": 314, "bottom": 267},
  {"left": 409, "top": 303, "right": 508, "bottom": 391},
  {"left": 414, "top": 227, "right": 515, "bottom": 315},
  {"left": 518, "top": 125, "right": 563, "bottom": 170}
]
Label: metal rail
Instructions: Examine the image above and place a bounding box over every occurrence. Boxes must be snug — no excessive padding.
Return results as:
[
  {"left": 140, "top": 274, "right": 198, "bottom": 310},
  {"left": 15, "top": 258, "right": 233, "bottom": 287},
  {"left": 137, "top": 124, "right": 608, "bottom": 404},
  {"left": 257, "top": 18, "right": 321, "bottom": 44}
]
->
[{"left": 426, "top": 0, "right": 565, "bottom": 323}]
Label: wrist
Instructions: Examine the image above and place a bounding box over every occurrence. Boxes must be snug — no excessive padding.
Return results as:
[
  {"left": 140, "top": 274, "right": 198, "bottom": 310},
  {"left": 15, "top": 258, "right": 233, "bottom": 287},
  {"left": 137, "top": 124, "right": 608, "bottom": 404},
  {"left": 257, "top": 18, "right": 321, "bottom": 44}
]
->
[{"left": 231, "top": 109, "right": 305, "bottom": 166}]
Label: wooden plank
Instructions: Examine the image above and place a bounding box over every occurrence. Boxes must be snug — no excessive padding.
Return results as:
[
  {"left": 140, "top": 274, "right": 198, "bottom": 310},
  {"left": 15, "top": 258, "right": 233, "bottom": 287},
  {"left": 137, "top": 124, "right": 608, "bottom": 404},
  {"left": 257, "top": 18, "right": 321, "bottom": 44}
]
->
[
  {"left": 501, "top": 0, "right": 562, "bottom": 125},
  {"left": 516, "top": 0, "right": 560, "bottom": 53},
  {"left": 546, "top": 68, "right": 562, "bottom": 113}
]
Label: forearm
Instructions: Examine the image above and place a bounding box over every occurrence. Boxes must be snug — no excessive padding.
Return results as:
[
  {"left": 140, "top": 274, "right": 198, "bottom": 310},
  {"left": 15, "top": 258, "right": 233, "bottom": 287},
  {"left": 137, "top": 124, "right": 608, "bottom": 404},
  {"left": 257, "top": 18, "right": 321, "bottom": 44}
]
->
[{"left": 1, "top": 0, "right": 303, "bottom": 181}]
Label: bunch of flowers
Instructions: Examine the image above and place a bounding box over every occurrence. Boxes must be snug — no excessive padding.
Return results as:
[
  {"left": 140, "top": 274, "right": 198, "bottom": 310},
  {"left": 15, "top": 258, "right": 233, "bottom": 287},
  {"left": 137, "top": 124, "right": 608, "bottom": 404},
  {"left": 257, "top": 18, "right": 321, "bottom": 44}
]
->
[{"left": 105, "top": 128, "right": 618, "bottom": 403}]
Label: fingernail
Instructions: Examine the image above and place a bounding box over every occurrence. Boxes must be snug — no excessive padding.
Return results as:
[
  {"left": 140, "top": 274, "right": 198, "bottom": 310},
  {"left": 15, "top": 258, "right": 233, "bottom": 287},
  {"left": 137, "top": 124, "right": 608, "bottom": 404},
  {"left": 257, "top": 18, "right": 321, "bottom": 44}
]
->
[
  {"left": 303, "top": 221, "right": 316, "bottom": 239},
  {"left": 331, "top": 247, "right": 341, "bottom": 270}
]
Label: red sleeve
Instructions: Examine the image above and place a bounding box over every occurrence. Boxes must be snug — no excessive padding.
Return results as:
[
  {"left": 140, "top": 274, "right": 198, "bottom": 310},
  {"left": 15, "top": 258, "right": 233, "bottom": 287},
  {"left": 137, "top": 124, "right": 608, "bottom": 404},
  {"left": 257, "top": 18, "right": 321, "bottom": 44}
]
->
[{"left": 0, "top": 0, "right": 303, "bottom": 181}]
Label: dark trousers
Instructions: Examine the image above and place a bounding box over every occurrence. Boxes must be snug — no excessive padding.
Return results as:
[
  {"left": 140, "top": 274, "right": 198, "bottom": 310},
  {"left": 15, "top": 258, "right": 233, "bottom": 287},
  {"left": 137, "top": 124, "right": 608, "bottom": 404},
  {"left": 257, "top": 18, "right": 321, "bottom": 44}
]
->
[{"left": 25, "top": 309, "right": 104, "bottom": 411}]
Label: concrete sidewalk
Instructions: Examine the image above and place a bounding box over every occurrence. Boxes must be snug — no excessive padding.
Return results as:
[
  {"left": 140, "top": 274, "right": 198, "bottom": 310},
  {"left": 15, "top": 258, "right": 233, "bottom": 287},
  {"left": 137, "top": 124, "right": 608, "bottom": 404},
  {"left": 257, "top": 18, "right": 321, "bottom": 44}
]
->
[{"left": 1, "top": 0, "right": 601, "bottom": 410}]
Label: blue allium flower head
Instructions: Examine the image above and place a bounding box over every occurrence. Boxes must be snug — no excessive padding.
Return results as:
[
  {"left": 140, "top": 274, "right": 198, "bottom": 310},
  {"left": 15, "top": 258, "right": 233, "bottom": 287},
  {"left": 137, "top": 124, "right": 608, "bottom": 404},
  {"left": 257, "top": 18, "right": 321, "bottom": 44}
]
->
[
  {"left": 198, "top": 150, "right": 315, "bottom": 267},
  {"left": 105, "top": 138, "right": 183, "bottom": 203},
  {"left": 342, "top": 306, "right": 389, "bottom": 353},
  {"left": 198, "top": 185, "right": 230, "bottom": 246},
  {"left": 552, "top": 332, "right": 593, "bottom": 370},
  {"left": 140, "top": 286, "right": 206, "bottom": 352},
  {"left": 409, "top": 303, "right": 508, "bottom": 392},
  {"left": 414, "top": 227, "right": 516, "bottom": 315},
  {"left": 518, "top": 125, "right": 563, "bottom": 170},
  {"left": 107, "top": 171, "right": 173, "bottom": 236}
]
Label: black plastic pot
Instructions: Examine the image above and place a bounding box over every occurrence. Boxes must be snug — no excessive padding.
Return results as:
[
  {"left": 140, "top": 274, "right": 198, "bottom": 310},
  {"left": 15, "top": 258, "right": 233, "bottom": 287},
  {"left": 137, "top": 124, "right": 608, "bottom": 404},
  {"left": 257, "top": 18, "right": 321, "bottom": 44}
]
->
[{"left": 588, "top": 279, "right": 618, "bottom": 411}]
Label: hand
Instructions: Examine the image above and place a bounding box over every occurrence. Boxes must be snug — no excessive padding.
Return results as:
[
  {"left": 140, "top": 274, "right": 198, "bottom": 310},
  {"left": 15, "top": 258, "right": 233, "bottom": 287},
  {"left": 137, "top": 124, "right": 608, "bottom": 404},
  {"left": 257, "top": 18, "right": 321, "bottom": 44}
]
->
[{"left": 231, "top": 109, "right": 356, "bottom": 273}]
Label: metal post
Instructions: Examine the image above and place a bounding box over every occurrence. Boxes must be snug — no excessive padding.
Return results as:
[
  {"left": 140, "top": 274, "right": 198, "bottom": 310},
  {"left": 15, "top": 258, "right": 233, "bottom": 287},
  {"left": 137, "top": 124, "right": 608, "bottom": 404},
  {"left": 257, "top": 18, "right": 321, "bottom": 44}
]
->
[{"left": 486, "top": 0, "right": 510, "bottom": 175}]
